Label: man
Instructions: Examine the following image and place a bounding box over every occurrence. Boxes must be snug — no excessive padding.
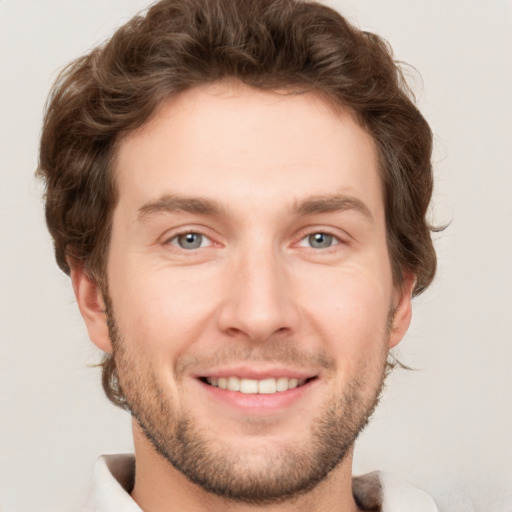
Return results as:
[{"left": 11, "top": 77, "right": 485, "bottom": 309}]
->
[{"left": 37, "top": 0, "right": 438, "bottom": 510}]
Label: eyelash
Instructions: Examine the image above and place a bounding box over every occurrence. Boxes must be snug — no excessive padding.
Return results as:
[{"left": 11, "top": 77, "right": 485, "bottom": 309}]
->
[
  {"left": 166, "top": 231, "right": 214, "bottom": 250},
  {"left": 164, "top": 228, "right": 345, "bottom": 252},
  {"left": 297, "top": 231, "right": 342, "bottom": 250}
]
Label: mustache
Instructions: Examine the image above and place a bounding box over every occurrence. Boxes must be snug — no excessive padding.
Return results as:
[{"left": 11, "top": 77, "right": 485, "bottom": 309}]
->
[{"left": 175, "top": 341, "right": 337, "bottom": 377}]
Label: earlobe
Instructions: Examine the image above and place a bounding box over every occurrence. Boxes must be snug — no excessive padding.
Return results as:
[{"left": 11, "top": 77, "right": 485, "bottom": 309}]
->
[
  {"left": 71, "top": 266, "right": 113, "bottom": 354},
  {"left": 388, "top": 273, "right": 415, "bottom": 349}
]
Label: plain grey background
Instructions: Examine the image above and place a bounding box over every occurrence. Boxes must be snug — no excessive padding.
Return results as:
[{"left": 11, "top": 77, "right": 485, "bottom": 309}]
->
[{"left": 1, "top": 1, "right": 511, "bottom": 511}]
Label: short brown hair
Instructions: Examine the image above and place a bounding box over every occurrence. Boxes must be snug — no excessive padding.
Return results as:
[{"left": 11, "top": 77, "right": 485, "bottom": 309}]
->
[{"left": 38, "top": 0, "right": 437, "bottom": 406}]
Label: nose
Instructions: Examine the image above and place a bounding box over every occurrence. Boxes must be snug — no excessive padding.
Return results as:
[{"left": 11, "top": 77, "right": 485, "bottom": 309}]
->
[{"left": 217, "top": 245, "right": 300, "bottom": 342}]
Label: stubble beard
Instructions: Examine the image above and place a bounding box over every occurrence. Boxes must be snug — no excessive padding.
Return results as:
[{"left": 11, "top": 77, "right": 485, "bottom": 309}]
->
[{"left": 106, "top": 302, "right": 389, "bottom": 505}]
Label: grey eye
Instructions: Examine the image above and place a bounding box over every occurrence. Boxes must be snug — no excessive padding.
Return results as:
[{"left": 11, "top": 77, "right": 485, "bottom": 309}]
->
[
  {"left": 307, "top": 233, "right": 334, "bottom": 249},
  {"left": 175, "top": 232, "right": 204, "bottom": 249}
]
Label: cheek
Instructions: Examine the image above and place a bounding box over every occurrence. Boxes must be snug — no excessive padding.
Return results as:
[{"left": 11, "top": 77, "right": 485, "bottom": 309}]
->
[
  {"left": 300, "top": 267, "right": 392, "bottom": 355},
  {"left": 108, "top": 260, "right": 221, "bottom": 356}
]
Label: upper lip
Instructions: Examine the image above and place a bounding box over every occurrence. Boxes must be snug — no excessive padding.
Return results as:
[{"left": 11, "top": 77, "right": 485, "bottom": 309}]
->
[{"left": 192, "top": 365, "right": 318, "bottom": 381}]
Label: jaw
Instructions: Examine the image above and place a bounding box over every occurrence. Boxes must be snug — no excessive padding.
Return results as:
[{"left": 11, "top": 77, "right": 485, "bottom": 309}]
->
[{"left": 131, "top": 415, "right": 359, "bottom": 512}]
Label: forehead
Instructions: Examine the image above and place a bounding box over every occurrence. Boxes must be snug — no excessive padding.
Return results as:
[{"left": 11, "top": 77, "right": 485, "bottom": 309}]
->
[{"left": 114, "top": 82, "right": 382, "bottom": 220}]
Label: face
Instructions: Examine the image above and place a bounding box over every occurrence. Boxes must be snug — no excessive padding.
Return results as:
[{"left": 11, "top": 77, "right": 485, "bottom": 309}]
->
[{"left": 77, "top": 82, "right": 413, "bottom": 503}]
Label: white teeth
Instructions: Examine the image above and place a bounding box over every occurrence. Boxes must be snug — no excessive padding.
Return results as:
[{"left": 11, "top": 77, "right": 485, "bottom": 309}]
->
[
  {"left": 276, "top": 377, "right": 289, "bottom": 392},
  {"left": 258, "top": 378, "right": 277, "bottom": 394},
  {"left": 240, "top": 378, "right": 258, "bottom": 394},
  {"left": 205, "top": 376, "right": 307, "bottom": 394},
  {"left": 227, "top": 376, "right": 240, "bottom": 392}
]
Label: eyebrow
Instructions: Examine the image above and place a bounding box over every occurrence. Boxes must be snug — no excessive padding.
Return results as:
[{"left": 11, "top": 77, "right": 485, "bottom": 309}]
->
[
  {"left": 292, "top": 194, "right": 374, "bottom": 222},
  {"left": 138, "top": 195, "right": 225, "bottom": 219},
  {"left": 137, "top": 192, "right": 373, "bottom": 222}
]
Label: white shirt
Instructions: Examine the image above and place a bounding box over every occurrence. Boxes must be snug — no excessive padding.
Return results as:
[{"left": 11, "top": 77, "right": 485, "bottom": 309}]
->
[{"left": 80, "top": 454, "right": 439, "bottom": 511}]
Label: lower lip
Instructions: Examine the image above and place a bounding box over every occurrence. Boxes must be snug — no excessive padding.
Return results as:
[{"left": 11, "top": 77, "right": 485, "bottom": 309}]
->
[{"left": 196, "top": 378, "right": 317, "bottom": 413}]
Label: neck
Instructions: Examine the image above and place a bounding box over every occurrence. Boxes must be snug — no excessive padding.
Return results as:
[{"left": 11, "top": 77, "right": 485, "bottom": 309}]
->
[{"left": 130, "top": 420, "right": 361, "bottom": 512}]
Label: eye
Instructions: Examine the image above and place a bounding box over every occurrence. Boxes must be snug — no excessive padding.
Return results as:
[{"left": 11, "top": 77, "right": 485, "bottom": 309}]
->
[
  {"left": 168, "top": 232, "right": 211, "bottom": 250},
  {"left": 299, "top": 232, "right": 339, "bottom": 249}
]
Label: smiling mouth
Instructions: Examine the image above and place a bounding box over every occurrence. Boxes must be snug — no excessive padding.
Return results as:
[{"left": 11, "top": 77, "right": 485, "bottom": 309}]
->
[{"left": 200, "top": 376, "right": 317, "bottom": 394}]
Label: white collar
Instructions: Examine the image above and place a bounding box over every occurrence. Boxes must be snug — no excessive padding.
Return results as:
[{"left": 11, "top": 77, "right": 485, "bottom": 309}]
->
[
  {"left": 81, "top": 454, "right": 439, "bottom": 512},
  {"left": 81, "top": 454, "right": 141, "bottom": 512}
]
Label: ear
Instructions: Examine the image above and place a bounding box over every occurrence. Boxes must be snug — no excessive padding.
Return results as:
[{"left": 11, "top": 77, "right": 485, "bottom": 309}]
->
[
  {"left": 388, "top": 273, "right": 415, "bottom": 349},
  {"left": 71, "top": 266, "right": 113, "bottom": 354}
]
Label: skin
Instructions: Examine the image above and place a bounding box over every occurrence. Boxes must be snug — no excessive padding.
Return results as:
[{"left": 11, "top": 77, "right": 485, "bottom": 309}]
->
[{"left": 72, "top": 82, "right": 414, "bottom": 512}]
